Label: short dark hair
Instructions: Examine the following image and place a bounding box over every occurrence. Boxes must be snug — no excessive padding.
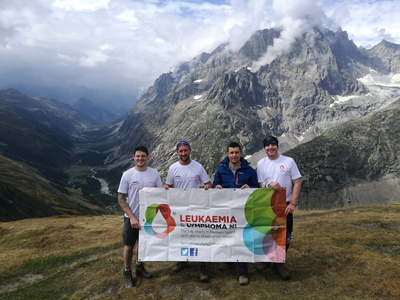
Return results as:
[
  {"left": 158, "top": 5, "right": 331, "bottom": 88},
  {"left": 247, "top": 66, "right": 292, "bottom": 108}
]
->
[
  {"left": 263, "top": 136, "right": 279, "bottom": 148},
  {"left": 134, "top": 145, "right": 149, "bottom": 156},
  {"left": 227, "top": 142, "right": 241, "bottom": 152}
]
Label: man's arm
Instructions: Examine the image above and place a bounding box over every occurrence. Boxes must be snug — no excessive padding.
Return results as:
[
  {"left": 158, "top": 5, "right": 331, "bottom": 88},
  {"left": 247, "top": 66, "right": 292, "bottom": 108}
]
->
[
  {"left": 204, "top": 181, "right": 212, "bottom": 190},
  {"left": 118, "top": 193, "right": 141, "bottom": 230},
  {"left": 164, "top": 184, "right": 174, "bottom": 189},
  {"left": 213, "top": 169, "right": 223, "bottom": 189},
  {"left": 285, "top": 178, "right": 301, "bottom": 215}
]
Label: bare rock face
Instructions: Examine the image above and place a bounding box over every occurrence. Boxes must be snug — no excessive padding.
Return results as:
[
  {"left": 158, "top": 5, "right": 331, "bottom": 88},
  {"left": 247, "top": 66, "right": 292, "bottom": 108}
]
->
[
  {"left": 287, "top": 100, "right": 400, "bottom": 209},
  {"left": 106, "top": 27, "right": 400, "bottom": 186},
  {"left": 366, "top": 40, "right": 400, "bottom": 73}
]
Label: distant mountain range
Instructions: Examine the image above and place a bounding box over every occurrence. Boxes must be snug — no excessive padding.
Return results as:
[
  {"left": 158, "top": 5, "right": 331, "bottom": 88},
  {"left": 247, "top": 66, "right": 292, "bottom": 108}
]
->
[
  {"left": 1, "top": 26, "right": 400, "bottom": 220},
  {"left": 0, "top": 88, "right": 118, "bottom": 221},
  {"left": 0, "top": 88, "right": 92, "bottom": 183},
  {"left": 73, "top": 97, "right": 118, "bottom": 125}
]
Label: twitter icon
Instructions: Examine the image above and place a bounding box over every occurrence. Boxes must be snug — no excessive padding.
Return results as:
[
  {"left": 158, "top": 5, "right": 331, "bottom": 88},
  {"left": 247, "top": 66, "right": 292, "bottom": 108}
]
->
[{"left": 181, "top": 248, "right": 189, "bottom": 256}]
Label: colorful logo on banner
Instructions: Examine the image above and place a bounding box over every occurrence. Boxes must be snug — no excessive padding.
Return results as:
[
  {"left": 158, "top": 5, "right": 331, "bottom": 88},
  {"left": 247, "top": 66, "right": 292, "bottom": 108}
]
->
[
  {"left": 243, "top": 188, "right": 287, "bottom": 262},
  {"left": 144, "top": 204, "right": 176, "bottom": 239}
]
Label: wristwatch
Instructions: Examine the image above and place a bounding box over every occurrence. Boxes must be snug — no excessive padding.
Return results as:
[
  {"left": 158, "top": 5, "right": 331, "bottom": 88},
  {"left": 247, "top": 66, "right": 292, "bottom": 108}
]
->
[{"left": 262, "top": 181, "right": 272, "bottom": 188}]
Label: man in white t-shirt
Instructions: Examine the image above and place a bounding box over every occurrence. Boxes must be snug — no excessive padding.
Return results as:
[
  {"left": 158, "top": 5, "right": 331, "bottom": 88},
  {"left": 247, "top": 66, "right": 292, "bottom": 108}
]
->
[
  {"left": 118, "top": 145, "right": 163, "bottom": 288},
  {"left": 256, "top": 136, "right": 301, "bottom": 280},
  {"left": 164, "top": 141, "right": 212, "bottom": 282}
]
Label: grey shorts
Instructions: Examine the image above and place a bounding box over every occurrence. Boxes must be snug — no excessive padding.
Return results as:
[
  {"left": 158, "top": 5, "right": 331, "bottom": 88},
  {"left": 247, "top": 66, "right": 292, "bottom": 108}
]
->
[{"left": 122, "top": 216, "right": 139, "bottom": 246}]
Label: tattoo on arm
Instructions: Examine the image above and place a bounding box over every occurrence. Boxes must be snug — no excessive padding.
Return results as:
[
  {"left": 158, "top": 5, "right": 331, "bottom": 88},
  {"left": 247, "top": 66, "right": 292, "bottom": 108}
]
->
[{"left": 118, "top": 193, "right": 129, "bottom": 209}]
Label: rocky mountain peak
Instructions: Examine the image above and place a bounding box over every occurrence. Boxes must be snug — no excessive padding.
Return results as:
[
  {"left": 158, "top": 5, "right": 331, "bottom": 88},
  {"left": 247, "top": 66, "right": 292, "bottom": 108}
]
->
[
  {"left": 376, "top": 39, "right": 400, "bottom": 50},
  {"left": 238, "top": 28, "right": 281, "bottom": 60},
  {"left": 108, "top": 26, "right": 400, "bottom": 178},
  {"left": 366, "top": 39, "right": 400, "bottom": 73}
]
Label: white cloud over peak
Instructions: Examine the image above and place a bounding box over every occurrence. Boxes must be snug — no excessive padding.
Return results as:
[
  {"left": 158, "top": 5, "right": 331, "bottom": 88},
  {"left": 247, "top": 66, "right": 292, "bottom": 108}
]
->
[{"left": 252, "top": 0, "right": 336, "bottom": 70}]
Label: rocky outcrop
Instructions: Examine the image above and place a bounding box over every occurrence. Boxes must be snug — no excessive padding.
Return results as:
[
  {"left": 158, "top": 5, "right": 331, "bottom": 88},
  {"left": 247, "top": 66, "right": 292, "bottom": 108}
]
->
[
  {"left": 366, "top": 40, "right": 400, "bottom": 74},
  {"left": 286, "top": 100, "right": 400, "bottom": 209}
]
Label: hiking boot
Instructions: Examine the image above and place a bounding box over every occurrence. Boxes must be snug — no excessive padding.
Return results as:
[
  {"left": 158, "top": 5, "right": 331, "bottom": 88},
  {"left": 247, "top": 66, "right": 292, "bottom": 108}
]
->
[
  {"left": 273, "top": 263, "right": 290, "bottom": 280},
  {"left": 218, "top": 262, "right": 231, "bottom": 271},
  {"left": 172, "top": 261, "right": 189, "bottom": 272},
  {"left": 256, "top": 262, "right": 272, "bottom": 272},
  {"left": 136, "top": 263, "right": 152, "bottom": 279},
  {"left": 198, "top": 263, "right": 209, "bottom": 282},
  {"left": 123, "top": 269, "right": 135, "bottom": 288},
  {"left": 239, "top": 275, "right": 249, "bottom": 286}
]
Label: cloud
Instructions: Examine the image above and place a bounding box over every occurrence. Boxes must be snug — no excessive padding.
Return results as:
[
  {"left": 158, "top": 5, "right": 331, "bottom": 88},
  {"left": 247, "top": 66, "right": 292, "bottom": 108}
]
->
[
  {"left": 52, "top": 0, "right": 110, "bottom": 11},
  {"left": 225, "top": 0, "right": 270, "bottom": 51},
  {"left": 252, "top": 0, "right": 336, "bottom": 70},
  {"left": 0, "top": 0, "right": 399, "bottom": 110},
  {"left": 325, "top": 0, "right": 400, "bottom": 48},
  {"left": 78, "top": 50, "right": 109, "bottom": 68}
]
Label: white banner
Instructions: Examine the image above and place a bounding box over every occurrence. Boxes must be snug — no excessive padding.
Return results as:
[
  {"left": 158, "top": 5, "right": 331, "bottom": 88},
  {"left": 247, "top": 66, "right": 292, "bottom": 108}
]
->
[{"left": 138, "top": 188, "right": 287, "bottom": 263}]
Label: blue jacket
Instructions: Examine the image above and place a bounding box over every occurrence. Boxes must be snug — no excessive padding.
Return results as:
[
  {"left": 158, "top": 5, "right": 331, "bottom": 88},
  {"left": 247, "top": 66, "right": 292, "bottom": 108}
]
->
[{"left": 212, "top": 157, "right": 258, "bottom": 189}]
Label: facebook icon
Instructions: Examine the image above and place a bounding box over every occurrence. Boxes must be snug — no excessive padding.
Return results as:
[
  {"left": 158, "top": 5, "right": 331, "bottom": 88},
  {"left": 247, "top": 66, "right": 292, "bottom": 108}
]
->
[{"left": 190, "top": 248, "right": 198, "bottom": 256}]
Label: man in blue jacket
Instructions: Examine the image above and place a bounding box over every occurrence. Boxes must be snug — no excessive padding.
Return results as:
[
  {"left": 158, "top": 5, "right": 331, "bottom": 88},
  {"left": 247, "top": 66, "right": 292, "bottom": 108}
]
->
[{"left": 212, "top": 142, "right": 258, "bottom": 285}]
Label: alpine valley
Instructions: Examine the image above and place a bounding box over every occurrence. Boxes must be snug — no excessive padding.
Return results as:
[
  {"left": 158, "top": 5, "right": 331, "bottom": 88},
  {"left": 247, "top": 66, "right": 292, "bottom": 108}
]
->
[{"left": 1, "top": 26, "right": 400, "bottom": 221}]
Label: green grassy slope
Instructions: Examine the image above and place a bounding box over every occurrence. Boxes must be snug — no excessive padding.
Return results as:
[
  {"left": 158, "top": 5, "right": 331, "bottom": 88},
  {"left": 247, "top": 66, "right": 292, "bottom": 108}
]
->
[
  {"left": 0, "top": 205, "right": 399, "bottom": 299},
  {"left": 0, "top": 154, "right": 107, "bottom": 222}
]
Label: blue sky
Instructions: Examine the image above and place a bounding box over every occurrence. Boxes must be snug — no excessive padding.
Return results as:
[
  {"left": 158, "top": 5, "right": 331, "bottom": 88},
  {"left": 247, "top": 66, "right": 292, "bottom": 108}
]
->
[{"left": 0, "top": 0, "right": 399, "bottom": 109}]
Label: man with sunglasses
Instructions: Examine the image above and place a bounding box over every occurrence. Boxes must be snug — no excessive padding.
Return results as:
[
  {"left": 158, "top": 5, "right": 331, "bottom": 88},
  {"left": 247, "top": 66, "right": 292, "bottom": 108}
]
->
[{"left": 164, "top": 141, "right": 212, "bottom": 282}]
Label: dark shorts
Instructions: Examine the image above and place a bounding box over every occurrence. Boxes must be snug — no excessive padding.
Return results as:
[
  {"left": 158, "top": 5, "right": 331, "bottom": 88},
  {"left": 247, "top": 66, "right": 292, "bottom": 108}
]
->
[
  {"left": 286, "top": 202, "right": 293, "bottom": 234},
  {"left": 122, "top": 216, "right": 139, "bottom": 246}
]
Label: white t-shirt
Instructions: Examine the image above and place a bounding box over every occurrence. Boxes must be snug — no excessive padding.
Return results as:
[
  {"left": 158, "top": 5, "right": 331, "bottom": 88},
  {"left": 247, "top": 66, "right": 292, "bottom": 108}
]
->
[
  {"left": 118, "top": 167, "right": 163, "bottom": 218},
  {"left": 165, "top": 160, "right": 210, "bottom": 188},
  {"left": 257, "top": 155, "right": 301, "bottom": 202}
]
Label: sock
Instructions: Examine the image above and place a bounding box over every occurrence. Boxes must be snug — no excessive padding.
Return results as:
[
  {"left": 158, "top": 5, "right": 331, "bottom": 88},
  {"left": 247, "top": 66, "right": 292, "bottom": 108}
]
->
[{"left": 124, "top": 267, "right": 131, "bottom": 272}]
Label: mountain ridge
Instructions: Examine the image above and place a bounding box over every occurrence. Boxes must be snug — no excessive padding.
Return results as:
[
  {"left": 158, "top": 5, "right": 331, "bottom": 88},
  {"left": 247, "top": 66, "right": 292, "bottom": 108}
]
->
[{"left": 107, "top": 27, "right": 400, "bottom": 179}]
